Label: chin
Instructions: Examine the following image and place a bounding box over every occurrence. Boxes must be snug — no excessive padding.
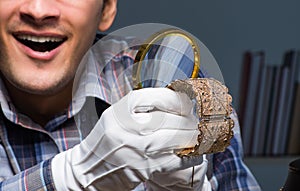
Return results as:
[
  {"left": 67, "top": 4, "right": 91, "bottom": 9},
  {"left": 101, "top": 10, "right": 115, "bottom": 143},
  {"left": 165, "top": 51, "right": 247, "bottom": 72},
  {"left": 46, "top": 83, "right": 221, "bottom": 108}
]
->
[{"left": 13, "top": 78, "right": 72, "bottom": 96}]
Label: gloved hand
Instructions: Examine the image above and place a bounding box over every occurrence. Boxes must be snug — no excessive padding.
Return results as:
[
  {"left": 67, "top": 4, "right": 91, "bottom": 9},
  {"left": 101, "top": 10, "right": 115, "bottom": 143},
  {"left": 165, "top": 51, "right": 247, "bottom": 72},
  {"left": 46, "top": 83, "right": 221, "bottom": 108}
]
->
[
  {"left": 51, "top": 88, "right": 204, "bottom": 191},
  {"left": 147, "top": 155, "right": 211, "bottom": 191}
]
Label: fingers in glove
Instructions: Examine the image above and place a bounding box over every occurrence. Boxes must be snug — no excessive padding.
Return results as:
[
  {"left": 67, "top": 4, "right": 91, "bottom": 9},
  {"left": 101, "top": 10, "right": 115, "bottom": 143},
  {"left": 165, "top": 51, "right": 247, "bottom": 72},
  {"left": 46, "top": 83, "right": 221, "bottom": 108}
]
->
[{"left": 126, "top": 88, "right": 194, "bottom": 116}]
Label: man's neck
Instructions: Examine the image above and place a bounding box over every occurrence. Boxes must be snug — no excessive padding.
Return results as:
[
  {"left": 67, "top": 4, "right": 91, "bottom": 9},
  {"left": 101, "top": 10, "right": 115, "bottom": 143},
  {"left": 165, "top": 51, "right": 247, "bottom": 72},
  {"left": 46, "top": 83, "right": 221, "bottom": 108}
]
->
[{"left": 3, "top": 80, "right": 73, "bottom": 127}]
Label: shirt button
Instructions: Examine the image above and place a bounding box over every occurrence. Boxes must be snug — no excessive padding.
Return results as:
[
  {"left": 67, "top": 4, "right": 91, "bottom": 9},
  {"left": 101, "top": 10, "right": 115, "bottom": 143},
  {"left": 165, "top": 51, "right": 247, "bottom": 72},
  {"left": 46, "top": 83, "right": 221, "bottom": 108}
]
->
[{"left": 0, "top": 176, "right": 5, "bottom": 181}]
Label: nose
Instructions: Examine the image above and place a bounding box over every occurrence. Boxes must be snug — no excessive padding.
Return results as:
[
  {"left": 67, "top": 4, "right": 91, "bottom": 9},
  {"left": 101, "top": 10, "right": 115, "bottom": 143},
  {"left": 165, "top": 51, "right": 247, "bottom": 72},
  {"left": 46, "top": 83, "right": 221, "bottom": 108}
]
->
[{"left": 19, "top": 0, "right": 60, "bottom": 25}]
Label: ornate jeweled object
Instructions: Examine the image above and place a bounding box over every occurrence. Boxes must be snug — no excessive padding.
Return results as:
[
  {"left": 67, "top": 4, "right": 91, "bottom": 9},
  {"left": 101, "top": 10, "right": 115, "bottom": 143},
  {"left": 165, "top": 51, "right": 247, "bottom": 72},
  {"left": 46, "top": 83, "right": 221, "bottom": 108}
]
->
[{"left": 168, "top": 78, "right": 234, "bottom": 157}]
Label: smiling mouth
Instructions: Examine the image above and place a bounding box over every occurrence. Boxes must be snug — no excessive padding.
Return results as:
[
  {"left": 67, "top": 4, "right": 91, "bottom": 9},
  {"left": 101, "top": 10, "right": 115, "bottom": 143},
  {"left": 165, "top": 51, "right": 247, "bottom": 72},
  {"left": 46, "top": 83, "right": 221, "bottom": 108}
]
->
[{"left": 14, "top": 34, "right": 67, "bottom": 52}]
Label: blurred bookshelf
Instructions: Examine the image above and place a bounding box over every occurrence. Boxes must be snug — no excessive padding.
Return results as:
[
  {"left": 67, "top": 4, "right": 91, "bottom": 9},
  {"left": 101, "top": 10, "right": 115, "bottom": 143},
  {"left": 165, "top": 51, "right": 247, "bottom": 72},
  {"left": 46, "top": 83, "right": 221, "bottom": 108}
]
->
[
  {"left": 237, "top": 50, "right": 300, "bottom": 190},
  {"left": 238, "top": 49, "right": 300, "bottom": 157}
]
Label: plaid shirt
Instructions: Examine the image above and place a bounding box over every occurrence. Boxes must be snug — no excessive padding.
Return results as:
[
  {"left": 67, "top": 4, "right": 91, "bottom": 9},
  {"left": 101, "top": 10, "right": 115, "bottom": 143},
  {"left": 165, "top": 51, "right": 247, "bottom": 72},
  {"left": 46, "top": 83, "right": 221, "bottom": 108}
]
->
[{"left": 0, "top": 36, "right": 261, "bottom": 191}]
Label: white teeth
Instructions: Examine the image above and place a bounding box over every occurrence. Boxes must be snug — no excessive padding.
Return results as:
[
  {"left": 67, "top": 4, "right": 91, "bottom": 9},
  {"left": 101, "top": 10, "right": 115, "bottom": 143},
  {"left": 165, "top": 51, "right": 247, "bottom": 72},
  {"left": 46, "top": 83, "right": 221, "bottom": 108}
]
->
[{"left": 16, "top": 35, "right": 63, "bottom": 43}]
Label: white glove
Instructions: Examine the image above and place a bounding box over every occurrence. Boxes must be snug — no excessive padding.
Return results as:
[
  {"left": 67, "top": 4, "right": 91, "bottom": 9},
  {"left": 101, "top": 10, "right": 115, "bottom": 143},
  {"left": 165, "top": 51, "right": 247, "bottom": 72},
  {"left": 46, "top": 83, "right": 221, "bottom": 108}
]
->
[
  {"left": 51, "top": 88, "right": 203, "bottom": 191},
  {"left": 146, "top": 155, "right": 211, "bottom": 191}
]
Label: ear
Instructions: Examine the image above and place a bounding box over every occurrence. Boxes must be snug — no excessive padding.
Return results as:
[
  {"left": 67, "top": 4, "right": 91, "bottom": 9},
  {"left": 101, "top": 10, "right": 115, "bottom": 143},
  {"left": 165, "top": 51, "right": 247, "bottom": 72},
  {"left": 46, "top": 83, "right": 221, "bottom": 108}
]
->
[{"left": 98, "top": 0, "right": 117, "bottom": 31}]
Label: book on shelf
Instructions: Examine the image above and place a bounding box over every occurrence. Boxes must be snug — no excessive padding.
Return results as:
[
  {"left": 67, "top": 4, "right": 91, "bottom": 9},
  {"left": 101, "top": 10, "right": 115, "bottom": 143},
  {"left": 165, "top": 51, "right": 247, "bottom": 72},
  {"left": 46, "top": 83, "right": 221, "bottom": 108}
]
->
[
  {"left": 238, "top": 51, "right": 252, "bottom": 128},
  {"left": 271, "top": 52, "right": 292, "bottom": 155},
  {"left": 265, "top": 66, "right": 282, "bottom": 156},
  {"left": 239, "top": 51, "right": 265, "bottom": 156},
  {"left": 288, "top": 83, "right": 300, "bottom": 154},
  {"left": 273, "top": 50, "right": 299, "bottom": 155},
  {"left": 251, "top": 65, "right": 275, "bottom": 156}
]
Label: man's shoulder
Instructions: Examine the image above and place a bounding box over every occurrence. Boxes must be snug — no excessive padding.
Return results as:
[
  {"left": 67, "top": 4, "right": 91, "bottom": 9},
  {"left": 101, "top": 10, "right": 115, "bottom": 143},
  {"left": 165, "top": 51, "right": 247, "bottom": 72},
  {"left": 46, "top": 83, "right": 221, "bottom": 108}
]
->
[{"left": 93, "top": 32, "right": 138, "bottom": 62}]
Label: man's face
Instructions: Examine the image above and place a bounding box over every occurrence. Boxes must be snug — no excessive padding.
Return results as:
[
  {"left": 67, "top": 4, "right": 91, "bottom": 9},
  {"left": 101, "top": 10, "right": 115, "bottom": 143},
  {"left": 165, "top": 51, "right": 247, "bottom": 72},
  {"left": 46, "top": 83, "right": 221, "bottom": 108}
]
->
[{"left": 0, "top": 0, "right": 113, "bottom": 95}]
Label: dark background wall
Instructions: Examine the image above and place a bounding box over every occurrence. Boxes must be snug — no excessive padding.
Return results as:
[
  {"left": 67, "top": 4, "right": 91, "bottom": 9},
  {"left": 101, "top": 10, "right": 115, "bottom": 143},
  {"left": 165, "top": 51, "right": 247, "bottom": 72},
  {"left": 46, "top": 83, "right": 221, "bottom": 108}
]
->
[{"left": 109, "top": 0, "right": 300, "bottom": 109}]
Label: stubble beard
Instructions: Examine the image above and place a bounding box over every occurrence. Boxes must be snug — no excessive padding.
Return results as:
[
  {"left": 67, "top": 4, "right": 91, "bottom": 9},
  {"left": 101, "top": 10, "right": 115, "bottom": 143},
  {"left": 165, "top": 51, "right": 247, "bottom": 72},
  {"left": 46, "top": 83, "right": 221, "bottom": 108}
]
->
[{"left": 0, "top": 51, "right": 77, "bottom": 96}]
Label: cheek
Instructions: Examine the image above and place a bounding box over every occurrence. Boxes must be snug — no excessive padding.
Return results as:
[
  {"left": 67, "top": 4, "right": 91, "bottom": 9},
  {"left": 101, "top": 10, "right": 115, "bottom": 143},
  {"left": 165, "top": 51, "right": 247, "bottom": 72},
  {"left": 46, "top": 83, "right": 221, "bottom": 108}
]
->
[
  {"left": 65, "top": 8, "right": 102, "bottom": 60},
  {"left": 63, "top": 2, "right": 102, "bottom": 33},
  {"left": 0, "top": 2, "right": 19, "bottom": 27},
  {"left": 0, "top": 2, "right": 14, "bottom": 17},
  {"left": 64, "top": 4, "right": 102, "bottom": 51}
]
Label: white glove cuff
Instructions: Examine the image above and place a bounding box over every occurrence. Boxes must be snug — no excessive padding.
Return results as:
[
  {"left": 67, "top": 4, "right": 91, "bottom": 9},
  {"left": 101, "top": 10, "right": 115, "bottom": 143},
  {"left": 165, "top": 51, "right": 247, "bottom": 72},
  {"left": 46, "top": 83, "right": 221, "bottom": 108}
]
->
[{"left": 51, "top": 149, "right": 82, "bottom": 191}]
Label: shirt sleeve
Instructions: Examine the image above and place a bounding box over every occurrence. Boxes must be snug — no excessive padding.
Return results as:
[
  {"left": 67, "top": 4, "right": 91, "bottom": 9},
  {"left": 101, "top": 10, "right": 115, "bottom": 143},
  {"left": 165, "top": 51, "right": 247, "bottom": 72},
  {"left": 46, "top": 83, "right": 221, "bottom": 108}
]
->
[
  {"left": 0, "top": 158, "right": 56, "bottom": 191},
  {"left": 209, "top": 111, "right": 262, "bottom": 191}
]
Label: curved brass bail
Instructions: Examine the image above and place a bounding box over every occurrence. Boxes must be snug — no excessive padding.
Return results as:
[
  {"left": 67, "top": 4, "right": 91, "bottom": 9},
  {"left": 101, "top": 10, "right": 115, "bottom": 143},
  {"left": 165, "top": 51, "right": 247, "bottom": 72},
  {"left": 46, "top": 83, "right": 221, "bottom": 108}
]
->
[{"left": 133, "top": 28, "right": 200, "bottom": 89}]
